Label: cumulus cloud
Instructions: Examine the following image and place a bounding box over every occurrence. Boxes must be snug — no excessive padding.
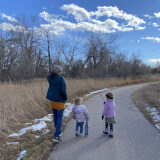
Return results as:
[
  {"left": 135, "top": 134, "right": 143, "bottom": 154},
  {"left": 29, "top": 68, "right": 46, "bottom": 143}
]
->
[
  {"left": 39, "top": 11, "right": 55, "bottom": 22},
  {"left": 40, "top": 19, "right": 76, "bottom": 35},
  {"left": 141, "top": 37, "right": 160, "bottom": 43},
  {"left": 152, "top": 22, "right": 159, "bottom": 27},
  {"left": 149, "top": 59, "right": 160, "bottom": 63},
  {"left": 39, "top": 4, "right": 146, "bottom": 35},
  {"left": 61, "top": 4, "right": 91, "bottom": 22},
  {"left": 90, "top": 6, "right": 145, "bottom": 28},
  {"left": 1, "top": 13, "right": 17, "bottom": 22},
  {"left": 154, "top": 12, "right": 160, "bottom": 18}
]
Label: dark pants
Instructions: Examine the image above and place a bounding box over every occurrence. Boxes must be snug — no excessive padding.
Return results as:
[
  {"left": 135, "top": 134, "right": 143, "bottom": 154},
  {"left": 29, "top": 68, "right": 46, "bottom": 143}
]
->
[
  {"left": 75, "top": 122, "right": 84, "bottom": 134},
  {"left": 52, "top": 109, "right": 64, "bottom": 137}
]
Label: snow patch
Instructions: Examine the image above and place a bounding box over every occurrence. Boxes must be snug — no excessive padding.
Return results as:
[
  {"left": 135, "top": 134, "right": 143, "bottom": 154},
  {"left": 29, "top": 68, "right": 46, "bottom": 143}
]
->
[
  {"left": 16, "top": 150, "right": 27, "bottom": 160},
  {"left": 43, "top": 129, "right": 50, "bottom": 134},
  {"left": 34, "top": 114, "right": 52, "bottom": 123},
  {"left": 83, "top": 88, "right": 108, "bottom": 98},
  {"left": 35, "top": 135, "right": 40, "bottom": 139},
  {"left": 9, "top": 121, "right": 47, "bottom": 137},
  {"left": 64, "top": 103, "right": 73, "bottom": 117},
  {"left": 6, "top": 142, "right": 19, "bottom": 145},
  {"left": 155, "top": 124, "right": 160, "bottom": 129},
  {"left": 146, "top": 105, "right": 160, "bottom": 129},
  {"left": 25, "top": 123, "right": 32, "bottom": 125}
]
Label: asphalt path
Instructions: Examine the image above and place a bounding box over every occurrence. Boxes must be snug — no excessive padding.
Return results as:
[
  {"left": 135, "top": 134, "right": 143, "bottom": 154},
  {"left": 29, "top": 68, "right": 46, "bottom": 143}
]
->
[{"left": 47, "top": 84, "right": 160, "bottom": 160}]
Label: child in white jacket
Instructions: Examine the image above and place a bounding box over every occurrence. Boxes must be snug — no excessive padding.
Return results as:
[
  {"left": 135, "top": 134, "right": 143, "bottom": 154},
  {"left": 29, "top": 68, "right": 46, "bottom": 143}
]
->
[{"left": 72, "top": 97, "right": 89, "bottom": 136}]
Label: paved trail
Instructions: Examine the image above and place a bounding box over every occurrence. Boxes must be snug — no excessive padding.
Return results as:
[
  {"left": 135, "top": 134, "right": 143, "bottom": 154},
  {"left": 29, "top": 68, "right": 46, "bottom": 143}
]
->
[{"left": 47, "top": 84, "right": 160, "bottom": 160}]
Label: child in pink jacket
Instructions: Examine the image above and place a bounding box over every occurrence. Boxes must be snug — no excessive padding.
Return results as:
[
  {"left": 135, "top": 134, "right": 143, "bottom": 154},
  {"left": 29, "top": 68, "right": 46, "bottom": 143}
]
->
[{"left": 102, "top": 92, "right": 116, "bottom": 138}]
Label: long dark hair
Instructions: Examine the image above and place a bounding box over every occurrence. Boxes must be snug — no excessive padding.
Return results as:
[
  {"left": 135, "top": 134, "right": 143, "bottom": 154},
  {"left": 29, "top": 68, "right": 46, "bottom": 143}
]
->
[{"left": 50, "top": 71, "right": 56, "bottom": 80}]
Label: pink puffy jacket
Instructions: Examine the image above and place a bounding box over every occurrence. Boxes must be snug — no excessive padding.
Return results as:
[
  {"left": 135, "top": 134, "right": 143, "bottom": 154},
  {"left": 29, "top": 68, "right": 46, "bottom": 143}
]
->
[{"left": 102, "top": 99, "right": 116, "bottom": 118}]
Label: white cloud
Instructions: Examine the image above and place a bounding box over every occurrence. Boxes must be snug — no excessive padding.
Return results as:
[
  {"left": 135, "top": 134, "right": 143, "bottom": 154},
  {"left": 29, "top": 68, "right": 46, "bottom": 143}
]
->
[
  {"left": 152, "top": 22, "right": 159, "bottom": 27},
  {"left": 61, "top": 4, "right": 91, "bottom": 22},
  {"left": 141, "top": 37, "right": 160, "bottom": 43},
  {"left": 39, "top": 4, "right": 146, "bottom": 35},
  {"left": 149, "top": 59, "right": 160, "bottom": 63},
  {"left": 154, "top": 12, "right": 160, "bottom": 18},
  {"left": 40, "top": 16, "right": 134, "bottom": 34},
  {"left": 1, "top": 13, "right": 17, "bottom": 22},
  {"left": 90, "top": 6, "right": 145, "bottom": 29},
  {"left": 0, "top": 22, "right": 24, "bottom": 31},
  {"left": 39, "top": 11, "right": 65, "bottom": 22},
  {"left": 39, "top": 11, "right": 55, "bottom": 22},
  {"left": 144, "top": 14, "right": 153, "bottom": 19}
]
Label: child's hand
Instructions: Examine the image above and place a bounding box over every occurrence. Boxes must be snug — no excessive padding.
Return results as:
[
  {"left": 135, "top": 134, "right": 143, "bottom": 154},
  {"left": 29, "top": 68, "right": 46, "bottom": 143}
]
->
[{"left": 102, "top": 116, "right": 104, "bottom": 120}]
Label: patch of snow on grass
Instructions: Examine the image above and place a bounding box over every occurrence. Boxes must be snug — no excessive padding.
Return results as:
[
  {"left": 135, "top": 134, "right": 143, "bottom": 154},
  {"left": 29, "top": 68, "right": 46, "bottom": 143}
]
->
[
  {"left": 34, "top": 114, "right": 52, "bottom": 123},
  {"left": 146, "top": 105, "right": 160, "bottom": 129},
  {"left": 6, "top": 142, "right": 19, "bottom": 145},
  {"left": 83, "top": 88, "right": 108, "bottom": 98},
  {"left": 153, "top": 115, "right": 160, "bottom": 122},
  {"left": 64, "top": 103, "right": 73, "bottom": 117},
  {"left": 16, "top": 150, "right": 27, "bottom": 160},
  {"left": 150, "top": 108, "right": 157, "bottom": 112},
  {"left": 155, "top": 124, "right": 160, "bottom": 129},
  {"left": 43, "top": 129, "right": 50, "bottom": 134},
  {"left": 9, "top": 121, "right": 47, "bottom": 137},
  {"left": 25, "top": 123, "right": 32, "bottom": 125},
  {"left": 35, "top": 135, "right": 40, "bottom": 139}
]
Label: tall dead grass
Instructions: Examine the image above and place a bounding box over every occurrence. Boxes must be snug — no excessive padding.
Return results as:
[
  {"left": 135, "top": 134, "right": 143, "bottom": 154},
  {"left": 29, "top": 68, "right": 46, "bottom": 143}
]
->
[
  {"left": 0, "top": 74, "right": 160, "bottom": 137},
  {"left": 132, "top": 82, "right": 160, "bottom": 126},
  {"left": 133, "top": 82, "right": 160, "bottom": 111}
]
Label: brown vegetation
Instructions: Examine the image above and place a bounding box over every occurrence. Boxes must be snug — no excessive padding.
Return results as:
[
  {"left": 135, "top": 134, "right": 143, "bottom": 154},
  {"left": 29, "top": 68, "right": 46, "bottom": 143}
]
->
[{"left": 132, "top": 82, "right": 160, "bottom": 122}]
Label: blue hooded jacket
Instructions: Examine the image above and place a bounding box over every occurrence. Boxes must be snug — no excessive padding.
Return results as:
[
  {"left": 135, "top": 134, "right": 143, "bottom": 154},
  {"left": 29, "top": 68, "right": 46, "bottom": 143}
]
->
[{"left": 46, "top": 74, "right": 67, "bottom": 102}]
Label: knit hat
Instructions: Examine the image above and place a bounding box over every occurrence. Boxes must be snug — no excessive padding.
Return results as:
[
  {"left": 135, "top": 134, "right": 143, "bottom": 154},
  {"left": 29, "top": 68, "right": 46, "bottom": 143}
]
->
[
  {"left": 106, "top": 92, "right": 114, "bottom": 99},
  {"left": 53, "top": 65, "right": 63, "bottom": 73}
]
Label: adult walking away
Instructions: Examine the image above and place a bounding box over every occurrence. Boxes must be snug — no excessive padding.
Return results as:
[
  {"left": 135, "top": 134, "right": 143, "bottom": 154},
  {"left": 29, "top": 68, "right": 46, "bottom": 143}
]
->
[{"left": 46, "top": 65, "right": 67, "bottom": 143}]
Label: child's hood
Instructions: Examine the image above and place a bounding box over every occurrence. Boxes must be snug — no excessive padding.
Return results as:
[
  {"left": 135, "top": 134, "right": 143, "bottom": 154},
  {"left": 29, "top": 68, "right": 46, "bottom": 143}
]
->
[
  {"left": 74, "top": 105, "right": 85, "bottom": 113},
  {"left": 105, "top": 99, "right": 114, "bottom": 103}
]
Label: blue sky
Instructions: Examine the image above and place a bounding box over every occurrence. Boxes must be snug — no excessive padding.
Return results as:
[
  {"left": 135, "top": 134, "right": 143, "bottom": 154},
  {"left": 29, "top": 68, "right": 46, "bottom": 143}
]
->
[{"left": 0, "top": 0, "right": 160, "bottom": 65}]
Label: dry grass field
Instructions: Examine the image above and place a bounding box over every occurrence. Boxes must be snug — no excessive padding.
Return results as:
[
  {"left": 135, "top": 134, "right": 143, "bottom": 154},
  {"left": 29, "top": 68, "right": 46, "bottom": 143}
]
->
[
  {"left": 0, "top": 75, "right": 160, "bottom": 160},
  {"left": 132, "top": 82, "right": 160, "bottom": 122}
]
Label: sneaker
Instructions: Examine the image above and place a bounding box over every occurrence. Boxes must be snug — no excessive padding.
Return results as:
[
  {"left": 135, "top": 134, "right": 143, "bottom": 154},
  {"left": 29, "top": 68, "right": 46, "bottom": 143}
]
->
[
  {"left": 52, "top": 137, "right": 61, "bottom": 143},
  {"left": 109, "top": 131, "right": 113, "bottom": 138},
  {"left": 103, "top": 128, "right": 108, "bottom": 134},
  {"left": 85, "top": 133, "right": 88, "bottom": 136},
  {"left": 109, "top": 134, "right": 113, "bottom": 138},
  {"left": 79, "top": 133, "right": 83, "bottom": 137},
  {"left": 103, "top": 131, "right": 108, "bottom": 134},
  {"left": 75, "top": 132, "right": 79, "bottom": 136}
]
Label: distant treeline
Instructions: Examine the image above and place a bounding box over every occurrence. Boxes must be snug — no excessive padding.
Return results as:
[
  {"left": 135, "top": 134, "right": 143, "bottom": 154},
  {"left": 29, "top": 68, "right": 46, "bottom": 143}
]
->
[{"left": 0, "top": 15, "right": 158, "bottom": 82}]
